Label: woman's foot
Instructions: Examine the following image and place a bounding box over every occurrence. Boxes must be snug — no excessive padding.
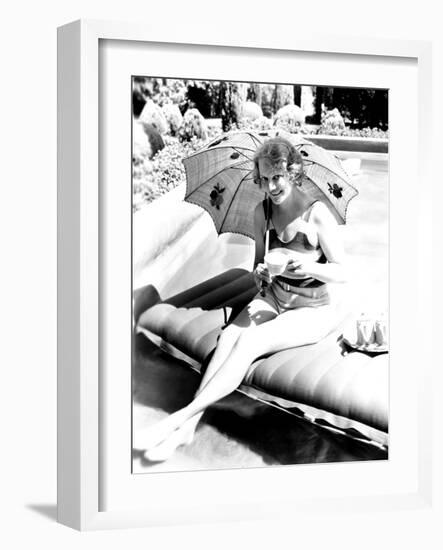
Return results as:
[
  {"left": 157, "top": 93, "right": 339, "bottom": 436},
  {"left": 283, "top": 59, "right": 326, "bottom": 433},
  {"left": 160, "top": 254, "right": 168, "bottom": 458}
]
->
[
  {"left": 143, "top": 419, "right": 198, "bottom": 462},
  {"left": 134, "top": 409, "right": 188, "bottom": 452}
]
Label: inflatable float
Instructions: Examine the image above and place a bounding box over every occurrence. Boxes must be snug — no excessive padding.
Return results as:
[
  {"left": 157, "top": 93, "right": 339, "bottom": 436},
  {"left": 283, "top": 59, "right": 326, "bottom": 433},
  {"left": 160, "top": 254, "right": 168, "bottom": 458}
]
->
[{"left": 136, "top": 268, "right": 389, "bottom": 451}]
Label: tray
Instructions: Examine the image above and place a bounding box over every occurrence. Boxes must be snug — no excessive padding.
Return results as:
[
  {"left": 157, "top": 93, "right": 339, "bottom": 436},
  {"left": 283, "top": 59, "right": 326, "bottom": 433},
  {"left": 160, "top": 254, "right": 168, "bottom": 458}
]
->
[{"left": 342, "top": 325, "right": 388, "bottom": 354}]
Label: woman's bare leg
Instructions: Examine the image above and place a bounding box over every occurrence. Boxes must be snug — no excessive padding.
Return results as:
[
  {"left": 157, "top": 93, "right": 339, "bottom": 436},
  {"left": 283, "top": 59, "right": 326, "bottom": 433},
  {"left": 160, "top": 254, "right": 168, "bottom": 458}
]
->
[
  {"left": 141, "top": 325, "right": 248, "bottom": 458},
  {"left": 197, "top": 298, "right": 281, "bottom": 385},
  {"left": 175, "top": 302, "right": 279, "bottom": 425},
  {"left": 140, "top": 303, "right": 339, "bottom": 460},
  {"left": 134, "top": 300, "right": 277, "bottom": 456},
  {"left": 141, "top": 325, "right": 269, "bottom": 460}
]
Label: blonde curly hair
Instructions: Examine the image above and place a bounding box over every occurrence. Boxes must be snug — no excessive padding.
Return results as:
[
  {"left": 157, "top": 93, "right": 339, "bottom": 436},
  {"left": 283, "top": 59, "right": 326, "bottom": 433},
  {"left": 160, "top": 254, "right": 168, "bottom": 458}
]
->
[{"left": 252, "top": 136, "right": 304, "bottom": 187}]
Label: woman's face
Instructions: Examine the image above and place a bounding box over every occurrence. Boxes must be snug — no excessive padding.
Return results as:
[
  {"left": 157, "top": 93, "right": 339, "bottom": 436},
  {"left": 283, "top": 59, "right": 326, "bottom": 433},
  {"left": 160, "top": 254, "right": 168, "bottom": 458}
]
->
[{"left": 257, "top": 158, "right": 293, "bottom": 205}]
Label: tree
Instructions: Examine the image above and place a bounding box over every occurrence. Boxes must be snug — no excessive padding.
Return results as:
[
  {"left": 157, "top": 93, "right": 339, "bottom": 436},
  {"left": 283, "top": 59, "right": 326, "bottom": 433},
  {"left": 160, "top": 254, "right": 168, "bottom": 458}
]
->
[
  {"left": 219, "top": 82, "right": 243, "bottom": 131},
  {"left": 271, "top": 85, "right": 293, "bottom": 111},
  {"left": 293, "top": 85, "right": 301, "bottom": 106},
  {"left": 185, "top": 81, "right": 220, "bottom": 118},
  {"left": 247, "top": 83, "right": 262, "bottom": 106},
  {"left": 311, "top": 86, "right": 388, "bottom": 129}
]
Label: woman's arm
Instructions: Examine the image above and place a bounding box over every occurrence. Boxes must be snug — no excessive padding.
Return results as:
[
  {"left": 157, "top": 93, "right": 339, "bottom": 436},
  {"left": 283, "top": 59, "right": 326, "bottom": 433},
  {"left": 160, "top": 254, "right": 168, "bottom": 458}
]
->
[{"left": 289, "top": 202, "right": 348, "bottom": 283}]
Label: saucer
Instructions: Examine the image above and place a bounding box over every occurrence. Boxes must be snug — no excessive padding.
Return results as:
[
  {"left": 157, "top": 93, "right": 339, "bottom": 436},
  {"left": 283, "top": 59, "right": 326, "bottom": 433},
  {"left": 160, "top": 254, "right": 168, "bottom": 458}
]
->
[{"left": 342, "top": 326, "right": 388, "bottom": 354}]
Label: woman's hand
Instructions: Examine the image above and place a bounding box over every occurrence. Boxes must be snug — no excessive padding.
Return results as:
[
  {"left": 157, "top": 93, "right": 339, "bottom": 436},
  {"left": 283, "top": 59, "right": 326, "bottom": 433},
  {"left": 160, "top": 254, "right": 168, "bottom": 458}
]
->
[
  {"left": 285, "top": 258, "right": 311, "bottom": 279},
  {"left": 254, "top": 263, "right": 273, "bottom": 292}
]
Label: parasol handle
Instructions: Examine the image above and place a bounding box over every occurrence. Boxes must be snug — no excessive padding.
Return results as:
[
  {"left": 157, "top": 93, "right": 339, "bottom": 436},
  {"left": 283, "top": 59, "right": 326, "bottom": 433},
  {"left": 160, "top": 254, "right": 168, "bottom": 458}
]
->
[
  {"left": 264, "top": 194, "right": 270, "bottom": 255},
  {"left": 261, "top": 195, "right": 270, "bottom": 296},
  {"left": 264, "top": 226, "right": 269, "bottom": 255}
]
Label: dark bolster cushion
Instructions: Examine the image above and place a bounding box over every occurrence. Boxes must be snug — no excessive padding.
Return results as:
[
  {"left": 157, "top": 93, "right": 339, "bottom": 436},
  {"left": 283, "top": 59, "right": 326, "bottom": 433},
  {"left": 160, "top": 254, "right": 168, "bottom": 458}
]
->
[{"left": 137, "top": 269, "right": 388, "bottom": 433}]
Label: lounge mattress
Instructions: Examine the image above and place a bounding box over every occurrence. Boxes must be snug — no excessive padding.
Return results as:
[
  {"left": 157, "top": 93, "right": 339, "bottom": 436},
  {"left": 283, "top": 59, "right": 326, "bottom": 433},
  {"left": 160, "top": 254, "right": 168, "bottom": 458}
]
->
[{"left": 136, "top": 268, "right": 388, "bottom": 447}]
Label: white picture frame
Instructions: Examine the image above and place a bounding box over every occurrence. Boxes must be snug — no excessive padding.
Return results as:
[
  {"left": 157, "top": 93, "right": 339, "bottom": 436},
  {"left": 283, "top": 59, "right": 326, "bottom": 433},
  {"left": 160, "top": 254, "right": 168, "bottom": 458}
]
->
[{"left": 57, "top": 19, "right": 433, "bottom": 531}]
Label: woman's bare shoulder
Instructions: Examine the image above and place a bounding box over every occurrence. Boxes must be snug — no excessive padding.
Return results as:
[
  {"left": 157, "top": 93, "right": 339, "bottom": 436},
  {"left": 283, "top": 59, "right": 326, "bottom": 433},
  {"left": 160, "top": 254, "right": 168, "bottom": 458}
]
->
[{"left": 310, "top": 201, "right": 336, "bottom": 226}]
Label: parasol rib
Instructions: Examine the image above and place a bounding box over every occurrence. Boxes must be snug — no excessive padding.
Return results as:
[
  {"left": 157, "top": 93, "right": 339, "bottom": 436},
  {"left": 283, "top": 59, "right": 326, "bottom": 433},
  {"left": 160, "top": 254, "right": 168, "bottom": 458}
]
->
[
  {"left": 183, "top": 144, "right": 257, "bottom": 162},
  {"left": 184, "top": 194, "right": 256, "bottom": 240},
  {"left": 295, "top": 145, "right": 348, "bottom": 180}
]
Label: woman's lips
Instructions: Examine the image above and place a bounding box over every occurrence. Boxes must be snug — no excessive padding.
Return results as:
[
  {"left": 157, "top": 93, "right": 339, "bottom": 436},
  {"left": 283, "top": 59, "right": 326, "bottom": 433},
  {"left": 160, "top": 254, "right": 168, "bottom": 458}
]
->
[{"left": 270, "top": 192, "right": 283, "bottom": 201}]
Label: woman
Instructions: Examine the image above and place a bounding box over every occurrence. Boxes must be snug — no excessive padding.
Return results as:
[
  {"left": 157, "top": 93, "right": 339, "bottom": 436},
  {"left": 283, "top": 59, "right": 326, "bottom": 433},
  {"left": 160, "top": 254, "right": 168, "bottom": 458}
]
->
[{"left": 137, "top": 137, "right": 348, "bottom": 461}]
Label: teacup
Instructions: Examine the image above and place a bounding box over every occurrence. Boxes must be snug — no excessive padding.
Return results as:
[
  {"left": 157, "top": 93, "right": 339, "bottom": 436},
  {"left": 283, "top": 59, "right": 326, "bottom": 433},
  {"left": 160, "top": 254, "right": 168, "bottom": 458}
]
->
[
  {"left": 264, "top": 251, "right": 288, "bottom": 276},
  {"left": 356, "top": 314, "right": 375, "bottom": 346}
]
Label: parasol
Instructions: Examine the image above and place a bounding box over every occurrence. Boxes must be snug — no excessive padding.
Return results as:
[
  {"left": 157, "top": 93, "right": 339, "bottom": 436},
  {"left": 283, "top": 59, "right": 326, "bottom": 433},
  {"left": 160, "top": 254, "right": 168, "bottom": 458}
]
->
[{"left": 183, "top": 129, "right": 358, "bottom": 240}]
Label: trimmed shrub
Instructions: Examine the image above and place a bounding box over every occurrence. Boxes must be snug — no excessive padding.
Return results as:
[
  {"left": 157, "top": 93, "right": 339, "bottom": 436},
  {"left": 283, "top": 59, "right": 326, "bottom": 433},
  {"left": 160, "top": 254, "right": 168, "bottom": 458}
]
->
[
  {"left": 178, "top": 108, "right": 208, "bottom": 141},
  {"left": 139, "top": 99, "right": 168, "bottom": 135},
  {"left": 320, "top": 107, "right": 345, "bottom": 131},
  {"left": 133, "top": 120, "right": 152, "bottom": 160},
  {"left": 132, "top": 136, "right": 206, "bottom": 210},
  {"left": 241, "top": 101, "right": 263, "bottom": 121},
  {"left": 317, "top": 126, "right": 389, "bottom": 138},
  {"left": 273, "top": 104, "right": 306, "bottom": 133},
  {"left": 237, "top": 115, "right": 272, "bottom": 132},
  {"left": 252, "top": 115, "right": 273, "bottom": 132},
  {"left": 162, "top": 103, "right": 183, "bottom": 136},
  {"left": 143, "top": 124, "right": 165, "bottom": 158}
]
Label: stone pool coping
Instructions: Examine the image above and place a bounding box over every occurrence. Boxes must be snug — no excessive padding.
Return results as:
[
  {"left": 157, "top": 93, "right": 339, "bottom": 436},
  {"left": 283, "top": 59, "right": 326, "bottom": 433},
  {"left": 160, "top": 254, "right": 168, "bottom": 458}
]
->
[{"left": 308, "top": 134, "right": 388, "bottom": 153}]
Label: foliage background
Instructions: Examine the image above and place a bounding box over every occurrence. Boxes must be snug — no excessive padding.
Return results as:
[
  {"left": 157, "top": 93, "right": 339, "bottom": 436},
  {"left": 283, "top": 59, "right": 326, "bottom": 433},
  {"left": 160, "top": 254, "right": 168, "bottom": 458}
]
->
[{"left": 133, "top": 78, "right": 389, "bottom": 210}]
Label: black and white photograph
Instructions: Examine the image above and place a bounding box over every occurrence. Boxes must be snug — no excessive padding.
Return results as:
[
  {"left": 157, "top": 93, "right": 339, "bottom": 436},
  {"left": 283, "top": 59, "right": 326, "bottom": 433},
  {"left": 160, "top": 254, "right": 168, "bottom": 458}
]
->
[
  {"left": 131, "top": 77, "right": 389, "bottom": 473},
  {"left": 3, "top": 0, "right": 439, "bottom": 541}
]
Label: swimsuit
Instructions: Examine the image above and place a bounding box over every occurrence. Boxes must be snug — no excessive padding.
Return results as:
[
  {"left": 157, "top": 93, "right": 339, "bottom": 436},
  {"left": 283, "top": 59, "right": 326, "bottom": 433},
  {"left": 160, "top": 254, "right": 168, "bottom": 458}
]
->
[{"left": 262, "top": 200, "right": 331, "bottom": 312}]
